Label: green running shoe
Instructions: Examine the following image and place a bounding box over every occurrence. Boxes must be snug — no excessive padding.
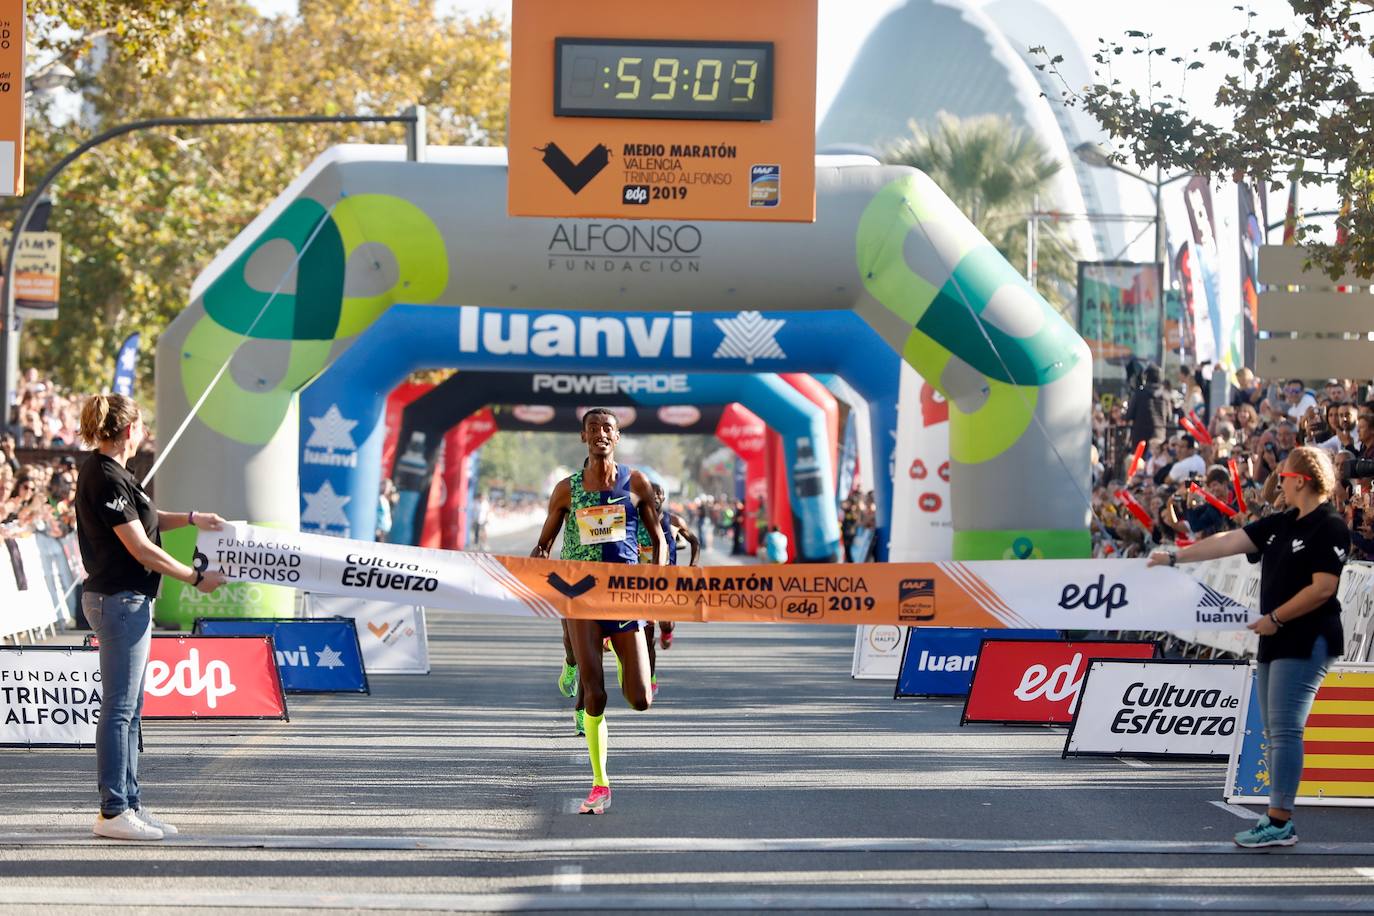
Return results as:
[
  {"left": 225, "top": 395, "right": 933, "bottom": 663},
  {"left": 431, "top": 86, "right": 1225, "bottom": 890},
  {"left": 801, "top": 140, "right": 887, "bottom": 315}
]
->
[
  {"left": 1234, "top": 816, "right": 1297, "bottom": 848},
  {"left": 558, "top": 662, "right": 577, "bottom": 698},
  {"left": 574, "top": 707, "right": 585, "bottom": 736}
]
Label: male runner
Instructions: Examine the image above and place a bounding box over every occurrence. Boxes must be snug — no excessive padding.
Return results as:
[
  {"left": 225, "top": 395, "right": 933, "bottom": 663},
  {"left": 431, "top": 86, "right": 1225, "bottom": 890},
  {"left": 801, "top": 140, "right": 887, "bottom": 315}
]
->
[
  {"left": 639, "top": 483, "right": 701, "bottom": 674},
  {"left": 532, "top": 408, "right": 664, "bottom": 815}
]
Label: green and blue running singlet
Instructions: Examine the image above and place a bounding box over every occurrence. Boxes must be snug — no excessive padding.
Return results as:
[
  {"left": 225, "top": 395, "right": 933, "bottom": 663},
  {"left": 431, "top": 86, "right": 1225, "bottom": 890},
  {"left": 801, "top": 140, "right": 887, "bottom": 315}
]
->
[
  {"left": 562, "top": 466, "right": 641, "bottom": 635},
  {"left": 561, "top": 466, "right": 641, "bottom": 564}
]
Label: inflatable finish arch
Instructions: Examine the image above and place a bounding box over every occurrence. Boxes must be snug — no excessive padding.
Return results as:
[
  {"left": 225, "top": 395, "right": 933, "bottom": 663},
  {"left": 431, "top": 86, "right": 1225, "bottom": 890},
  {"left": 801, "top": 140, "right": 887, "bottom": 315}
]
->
[{"left": 156, "top": 146, "right": 1089, "bottom": 624}]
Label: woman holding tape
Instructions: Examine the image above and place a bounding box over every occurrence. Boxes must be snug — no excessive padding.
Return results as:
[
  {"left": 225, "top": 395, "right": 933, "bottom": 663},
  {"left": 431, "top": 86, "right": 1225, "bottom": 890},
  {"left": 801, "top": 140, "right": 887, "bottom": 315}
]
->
[
  {"left": 1148, "top": 445, "right": 1348, "bottom": 848},
  {"left": 75, "top": 393, "right": 227, "bottom": 841}
]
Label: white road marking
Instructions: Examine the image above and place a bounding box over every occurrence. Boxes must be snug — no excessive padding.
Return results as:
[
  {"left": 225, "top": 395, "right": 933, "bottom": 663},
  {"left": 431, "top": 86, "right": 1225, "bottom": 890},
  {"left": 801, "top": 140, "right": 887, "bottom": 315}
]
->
[
  {"left": 3, "top": 833, "right": 1372, "bottom": 856},
  {"left": 1116, "top": 757, "right": 1151, "bottom": 769},
  {"left": 554, "top": 865, "right": 583, "bottom": 892},
  {"left": 1209, "top": 800, "right": 1261, "bottom": 821},
  {"left": 3, "top": 887, "right": 1374, "bottom": 912}
]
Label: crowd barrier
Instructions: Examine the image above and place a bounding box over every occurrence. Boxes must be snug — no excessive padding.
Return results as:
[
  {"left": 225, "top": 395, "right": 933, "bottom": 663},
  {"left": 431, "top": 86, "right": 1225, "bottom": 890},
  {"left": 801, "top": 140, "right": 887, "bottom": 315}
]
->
[
  {"left": 1184, "top": 558, "right": 1374, "bottom": 662},
  {"left": 0, "top": 532, "right": 81, "bottom": 643}
]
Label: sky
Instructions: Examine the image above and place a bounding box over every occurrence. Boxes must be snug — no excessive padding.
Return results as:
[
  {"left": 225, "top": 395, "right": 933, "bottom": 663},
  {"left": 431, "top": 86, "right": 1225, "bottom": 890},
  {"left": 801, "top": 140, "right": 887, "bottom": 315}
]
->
[
  {"left": 252, "top": 0, "right": 1298, "bottom": 129},
  {"left": 244, "top": 0, "right": 1327, "bottom": 238}
]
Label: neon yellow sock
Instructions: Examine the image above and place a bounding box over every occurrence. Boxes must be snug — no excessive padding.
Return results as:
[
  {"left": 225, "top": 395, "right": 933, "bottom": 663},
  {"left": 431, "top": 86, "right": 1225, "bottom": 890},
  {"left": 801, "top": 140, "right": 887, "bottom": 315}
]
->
[{"left": 585, "top": 712, "right": 609, "bottom": 787}]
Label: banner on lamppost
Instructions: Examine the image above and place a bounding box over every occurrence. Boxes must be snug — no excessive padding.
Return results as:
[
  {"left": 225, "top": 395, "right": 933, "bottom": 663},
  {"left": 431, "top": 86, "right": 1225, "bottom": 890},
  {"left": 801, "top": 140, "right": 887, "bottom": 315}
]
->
[
  {"left": 0, "top": 229, "right": 62, "bottom": 319},
  {"left": 112, "top": 332, "right": 140, "bottom": 396},
  {"left": 1076, "top": 261, "right": 1164, "bottom": 381},
  {"left": 1237, "top": 180, "right": 1267, "bottom": 371}
]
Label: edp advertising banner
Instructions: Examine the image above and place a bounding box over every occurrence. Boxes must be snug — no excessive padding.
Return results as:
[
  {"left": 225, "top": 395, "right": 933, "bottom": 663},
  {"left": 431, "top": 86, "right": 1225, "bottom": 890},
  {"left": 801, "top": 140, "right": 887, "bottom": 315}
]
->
[
  {"left": 141, "top": 636, "right": 287, "bottom": 719},
  {"left": 894, "top": 628, "right": 1059, "bottom": 698},
  {"left": 962, "top": 639, "right": 1159, "bottom": 726},
  {"left": 1064, "top": 659, "right": 1248, "bottom": 759},
  {"left": 85, "top": 635, "right": 290, "bottom": 720},
  {"left": 194, "top": 618, "right": 369, "bottom": 694}
]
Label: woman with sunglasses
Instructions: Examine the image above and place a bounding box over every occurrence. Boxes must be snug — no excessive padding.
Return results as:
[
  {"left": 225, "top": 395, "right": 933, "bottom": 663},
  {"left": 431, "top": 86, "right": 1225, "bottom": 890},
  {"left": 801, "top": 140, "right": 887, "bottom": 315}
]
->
[
  {"left": 1149, "top": 445, "right": 1348, "bottom": 848},
  {"left": 75, "top": 394, "right": 227, "bottom": 840}
]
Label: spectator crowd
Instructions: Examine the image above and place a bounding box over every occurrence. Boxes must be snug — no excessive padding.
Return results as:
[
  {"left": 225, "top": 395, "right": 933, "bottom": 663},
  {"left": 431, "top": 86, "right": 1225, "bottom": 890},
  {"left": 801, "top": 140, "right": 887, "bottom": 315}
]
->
[
  {"left": 2, "top": 368, "right": 88, "bottom": 541},
  {"left": 1093, "top": 365, "right": 1374, "bottom": 560}
]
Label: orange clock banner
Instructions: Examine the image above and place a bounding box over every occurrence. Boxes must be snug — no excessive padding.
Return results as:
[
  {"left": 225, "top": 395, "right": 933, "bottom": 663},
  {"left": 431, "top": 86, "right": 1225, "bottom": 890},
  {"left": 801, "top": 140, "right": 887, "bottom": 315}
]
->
[{"left": 508, "top": 0, "right": 817, "bottom": 222}]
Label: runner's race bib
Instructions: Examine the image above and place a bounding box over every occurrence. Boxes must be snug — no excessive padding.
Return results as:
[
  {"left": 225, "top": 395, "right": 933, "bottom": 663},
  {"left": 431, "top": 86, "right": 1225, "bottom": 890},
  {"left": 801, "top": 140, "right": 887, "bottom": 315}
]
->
[{"left": 576, "top": 504, "right": 627, "bottom": 545}]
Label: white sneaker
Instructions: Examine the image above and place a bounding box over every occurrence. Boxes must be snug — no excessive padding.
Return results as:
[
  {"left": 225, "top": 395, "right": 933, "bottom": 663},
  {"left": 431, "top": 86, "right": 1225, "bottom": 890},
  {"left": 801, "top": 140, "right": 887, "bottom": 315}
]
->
[
  {"left": 134, "top": 809, "right": 178, "bottom": 836},
  {"left": 92, "top": 810, "right": 164, "bottom": 841}
]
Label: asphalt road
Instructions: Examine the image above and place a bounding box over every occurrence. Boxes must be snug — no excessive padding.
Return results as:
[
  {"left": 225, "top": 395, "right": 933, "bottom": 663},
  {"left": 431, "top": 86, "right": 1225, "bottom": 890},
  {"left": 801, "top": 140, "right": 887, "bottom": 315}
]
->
[{"left": 1, "top": 524, "right": 1372, "bottom": 913}]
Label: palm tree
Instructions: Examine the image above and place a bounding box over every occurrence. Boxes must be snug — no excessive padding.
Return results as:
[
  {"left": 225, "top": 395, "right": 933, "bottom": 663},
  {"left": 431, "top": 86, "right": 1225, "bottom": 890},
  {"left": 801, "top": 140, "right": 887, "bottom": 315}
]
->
[{"left": 884, "top": 113, "right": 1078, "bottom": 313}]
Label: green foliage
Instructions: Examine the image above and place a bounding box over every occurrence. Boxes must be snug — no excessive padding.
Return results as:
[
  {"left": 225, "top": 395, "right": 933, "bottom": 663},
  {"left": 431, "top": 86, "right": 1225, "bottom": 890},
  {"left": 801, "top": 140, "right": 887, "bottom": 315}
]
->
[
  {"left": 29, "top": 0, "right": 215, "bottom": 77},
  {"left": 1032, "top": 0, "right": 1371, "bottom": 279},
  {"left": 882, "top": 113, "right": 1079, "bottom": 310},
  {"left": 20, "top": 0, "right": 510, "bottom": 401}
]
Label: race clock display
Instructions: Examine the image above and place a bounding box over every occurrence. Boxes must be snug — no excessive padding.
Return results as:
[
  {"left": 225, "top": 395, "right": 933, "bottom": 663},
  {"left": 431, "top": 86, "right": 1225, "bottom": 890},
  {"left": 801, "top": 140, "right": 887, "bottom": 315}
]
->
[{"left": 555, "top": 38, "right": 774, "bottom": 121}]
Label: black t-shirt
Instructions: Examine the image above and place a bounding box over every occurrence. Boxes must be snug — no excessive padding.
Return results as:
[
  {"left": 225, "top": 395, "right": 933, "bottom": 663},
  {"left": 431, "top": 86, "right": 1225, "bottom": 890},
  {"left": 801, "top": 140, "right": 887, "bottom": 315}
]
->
[
  {"left": 1242, "top": 503, "right": 1348, "bottom": 662},
  {"left": 75, "top": 452, "right": 162, "bottom": 597}
]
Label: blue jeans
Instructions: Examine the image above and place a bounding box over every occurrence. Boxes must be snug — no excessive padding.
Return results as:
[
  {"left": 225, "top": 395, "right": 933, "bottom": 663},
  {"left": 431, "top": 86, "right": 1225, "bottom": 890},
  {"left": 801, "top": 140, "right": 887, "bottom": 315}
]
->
[
  {"left": 1256, "top": 635, "right": 1334, "bottom": 812},
  {"left": 84, "top": 591, "right": 152, "bottom": 818}
]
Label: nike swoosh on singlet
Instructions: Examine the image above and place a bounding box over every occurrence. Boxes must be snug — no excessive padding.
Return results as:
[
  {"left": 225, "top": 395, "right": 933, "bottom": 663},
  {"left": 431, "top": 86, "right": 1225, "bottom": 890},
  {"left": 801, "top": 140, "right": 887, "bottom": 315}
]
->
[{"left": 608, "top": 496, "right": 628, "bottom": 503}]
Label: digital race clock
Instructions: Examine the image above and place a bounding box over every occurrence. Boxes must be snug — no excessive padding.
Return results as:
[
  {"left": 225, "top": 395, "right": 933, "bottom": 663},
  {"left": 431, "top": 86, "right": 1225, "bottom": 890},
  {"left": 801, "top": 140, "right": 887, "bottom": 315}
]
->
[{"left": 555, "top": 38, "right": 774, "bottom": 121}]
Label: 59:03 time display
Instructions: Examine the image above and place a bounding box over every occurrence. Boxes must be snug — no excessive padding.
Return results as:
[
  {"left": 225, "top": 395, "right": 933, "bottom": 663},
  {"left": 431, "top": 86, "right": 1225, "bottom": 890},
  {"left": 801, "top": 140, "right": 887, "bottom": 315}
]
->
[{"left": 555, "top": 38, "right": 774, "bottom": 121}]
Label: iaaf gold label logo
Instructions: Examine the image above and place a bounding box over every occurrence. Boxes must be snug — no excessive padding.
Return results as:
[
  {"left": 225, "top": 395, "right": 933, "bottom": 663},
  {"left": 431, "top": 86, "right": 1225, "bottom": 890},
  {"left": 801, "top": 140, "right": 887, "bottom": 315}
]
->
[{"left": 898, "top": 578, "right": 936, "bottom": 622}]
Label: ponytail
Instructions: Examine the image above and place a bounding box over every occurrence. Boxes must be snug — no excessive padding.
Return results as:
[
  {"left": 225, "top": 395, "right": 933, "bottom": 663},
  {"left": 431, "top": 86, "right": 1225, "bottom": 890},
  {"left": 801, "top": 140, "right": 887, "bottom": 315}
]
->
[{"left": 79, "top": 394, "right": 140, "bottom": 447}]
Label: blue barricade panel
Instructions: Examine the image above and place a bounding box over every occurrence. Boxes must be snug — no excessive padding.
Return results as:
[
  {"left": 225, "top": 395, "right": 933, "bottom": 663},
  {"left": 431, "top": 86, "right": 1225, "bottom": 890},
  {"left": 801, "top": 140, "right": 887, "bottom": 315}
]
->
[
  {"left": 895, "top": 628, "right": 1059, "bottom": 698},
  {"left": 194, "top": 618, "right": 369, "bottom": 694}
]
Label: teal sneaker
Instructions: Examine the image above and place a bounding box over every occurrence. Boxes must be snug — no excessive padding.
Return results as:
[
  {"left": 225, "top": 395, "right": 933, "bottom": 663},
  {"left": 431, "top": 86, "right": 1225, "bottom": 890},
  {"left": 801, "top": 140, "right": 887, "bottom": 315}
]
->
[
  {"left": 574, "top": 707, "right": 585, "bottom": 736},
  {"left": 1234, "top": 816, "right": 1297, "bottom": 848},
  {"left": 558, "top": 662, "right": 577, "bottom": 698}
]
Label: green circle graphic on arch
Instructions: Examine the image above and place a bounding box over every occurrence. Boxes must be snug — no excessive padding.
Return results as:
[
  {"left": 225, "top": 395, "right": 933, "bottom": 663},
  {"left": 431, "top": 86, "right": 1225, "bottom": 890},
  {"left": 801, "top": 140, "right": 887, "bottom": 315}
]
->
[{"left": 188, "top": 194, "right": 449, "bottom": 446}]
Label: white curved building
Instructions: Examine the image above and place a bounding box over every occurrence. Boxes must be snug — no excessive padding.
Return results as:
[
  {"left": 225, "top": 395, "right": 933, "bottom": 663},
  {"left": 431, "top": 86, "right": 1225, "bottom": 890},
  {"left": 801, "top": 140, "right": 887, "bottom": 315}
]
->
[{"left": 817, "top": 0, "right": 1152, "bottom": 264}]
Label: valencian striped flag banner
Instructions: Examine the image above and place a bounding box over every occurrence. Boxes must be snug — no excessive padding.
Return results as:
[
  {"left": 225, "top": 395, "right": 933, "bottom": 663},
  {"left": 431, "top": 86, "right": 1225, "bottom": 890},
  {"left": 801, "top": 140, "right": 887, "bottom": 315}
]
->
[
  {"left": 196, "top": 523, "right": 1257, "bottom": 632},
  {"left": 1228, "top": 666, "right": 1374, "bottom": 807}
]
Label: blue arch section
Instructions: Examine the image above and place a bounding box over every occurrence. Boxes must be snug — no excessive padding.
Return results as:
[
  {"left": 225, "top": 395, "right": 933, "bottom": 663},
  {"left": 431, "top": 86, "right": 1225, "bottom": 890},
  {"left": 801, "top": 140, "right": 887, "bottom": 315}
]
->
[
  {"left": 298, "top": 305, "right": 901, "bottom": 561},
  {"left": 298, "top": 305, "right": 900, "bottom": 560}
]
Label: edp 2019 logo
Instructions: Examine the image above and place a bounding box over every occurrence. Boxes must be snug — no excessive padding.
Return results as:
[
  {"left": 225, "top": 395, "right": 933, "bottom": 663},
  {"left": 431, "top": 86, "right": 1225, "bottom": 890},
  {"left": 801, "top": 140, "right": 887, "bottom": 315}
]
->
[{"left": 1058, "top": 574, "right": 1128, "bottom": 619}]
